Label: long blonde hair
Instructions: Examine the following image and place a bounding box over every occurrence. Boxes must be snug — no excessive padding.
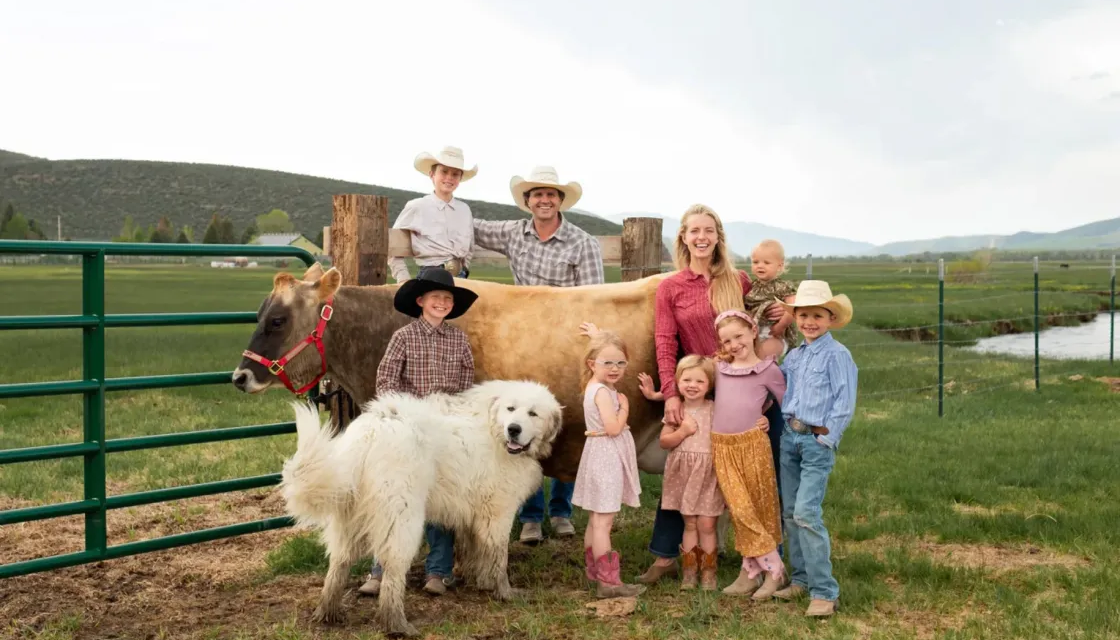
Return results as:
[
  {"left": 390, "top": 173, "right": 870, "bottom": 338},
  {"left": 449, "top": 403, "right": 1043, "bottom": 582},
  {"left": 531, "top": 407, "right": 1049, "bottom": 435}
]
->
[
  {"left": 581, "top": 330, "right": 630, "bottom": 389},
  {"left": 674, "top": 204, "right": 745, "bottom": 313}
]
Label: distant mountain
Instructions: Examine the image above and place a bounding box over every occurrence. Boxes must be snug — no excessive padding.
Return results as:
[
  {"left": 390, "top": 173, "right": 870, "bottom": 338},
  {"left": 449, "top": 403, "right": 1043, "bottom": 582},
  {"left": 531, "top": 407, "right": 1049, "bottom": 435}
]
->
[
  {"left": 589, "top": 211, "right": 1120, "bottom": 257},
  {"left": 592, "top": 212, "right": 876, "bottom": 259},
  {"left": 875, "top": 217, "right": 1120, "bottom": 255},
  {"left": 0, "top": 151, "right": 621, "bottom": 241}
]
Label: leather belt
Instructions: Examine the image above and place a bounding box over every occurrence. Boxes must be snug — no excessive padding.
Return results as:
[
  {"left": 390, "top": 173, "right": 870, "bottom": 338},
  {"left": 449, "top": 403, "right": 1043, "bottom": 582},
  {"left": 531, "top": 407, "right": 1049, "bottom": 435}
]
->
[{"left": 789, "top": 417, "right": 829, "bottom": 436}]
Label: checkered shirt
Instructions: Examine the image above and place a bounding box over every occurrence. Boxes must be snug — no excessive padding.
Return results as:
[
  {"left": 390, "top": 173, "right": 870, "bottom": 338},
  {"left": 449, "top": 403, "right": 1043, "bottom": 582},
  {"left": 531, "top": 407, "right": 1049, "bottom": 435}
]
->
[
  {"left": 376, "top": 318, "right": 475, "bottom": 397},
  {"left": 472, "top": 216, "right": 605, "bottom": 286}
]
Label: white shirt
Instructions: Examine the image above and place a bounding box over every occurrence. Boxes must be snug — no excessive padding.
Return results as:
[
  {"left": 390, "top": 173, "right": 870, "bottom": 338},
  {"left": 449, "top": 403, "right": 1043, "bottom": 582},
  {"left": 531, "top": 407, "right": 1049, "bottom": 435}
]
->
[{"left": 388, "top": 194, "right": 475, "bottom": 282}]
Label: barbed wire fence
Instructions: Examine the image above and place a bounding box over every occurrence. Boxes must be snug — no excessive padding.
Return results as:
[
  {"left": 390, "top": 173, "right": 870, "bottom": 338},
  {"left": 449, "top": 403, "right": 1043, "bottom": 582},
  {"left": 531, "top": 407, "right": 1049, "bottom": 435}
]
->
[{"left": 799, "top": 254, "right": 1118, "bottom": 416}]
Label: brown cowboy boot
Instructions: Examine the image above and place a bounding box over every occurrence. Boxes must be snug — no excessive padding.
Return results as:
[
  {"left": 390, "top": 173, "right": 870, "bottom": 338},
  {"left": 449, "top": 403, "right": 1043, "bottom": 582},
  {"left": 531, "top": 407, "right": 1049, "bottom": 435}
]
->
[
  {"left": 679, "top": 545, "right": 699, "bottom": 590},
  {"left": 699, "top": 549, "right": 719, "bottom": 591},
  {"left": 594, "top": 551, "right": 646, "bottom": 598}
]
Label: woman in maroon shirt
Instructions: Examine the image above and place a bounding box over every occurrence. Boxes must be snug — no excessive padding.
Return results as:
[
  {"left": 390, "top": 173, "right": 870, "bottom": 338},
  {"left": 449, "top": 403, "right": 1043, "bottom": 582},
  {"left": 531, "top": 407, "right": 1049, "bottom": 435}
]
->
[{"left": 637, "top": 204, "right": 787, "bottom": 586}]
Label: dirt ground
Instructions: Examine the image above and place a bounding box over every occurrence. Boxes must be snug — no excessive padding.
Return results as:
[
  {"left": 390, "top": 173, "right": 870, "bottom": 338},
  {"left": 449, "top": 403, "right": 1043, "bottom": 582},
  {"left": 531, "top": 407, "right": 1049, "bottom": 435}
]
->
[{"left": 3, "top": 491, "right": 373, "bottom": 639}]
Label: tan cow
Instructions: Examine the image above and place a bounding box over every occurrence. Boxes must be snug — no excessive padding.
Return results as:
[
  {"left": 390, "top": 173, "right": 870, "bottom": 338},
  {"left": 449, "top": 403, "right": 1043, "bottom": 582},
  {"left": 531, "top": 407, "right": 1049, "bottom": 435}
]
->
[{"left": 233, "top": 263, "right": 675, "bottom": 481}]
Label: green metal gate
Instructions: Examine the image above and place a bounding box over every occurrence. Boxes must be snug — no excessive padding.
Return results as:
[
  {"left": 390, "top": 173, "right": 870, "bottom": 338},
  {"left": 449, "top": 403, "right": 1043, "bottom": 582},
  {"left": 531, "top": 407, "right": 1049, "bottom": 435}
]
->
[{"left": 0, "top": 240, "right": 317, "bottom": 579}]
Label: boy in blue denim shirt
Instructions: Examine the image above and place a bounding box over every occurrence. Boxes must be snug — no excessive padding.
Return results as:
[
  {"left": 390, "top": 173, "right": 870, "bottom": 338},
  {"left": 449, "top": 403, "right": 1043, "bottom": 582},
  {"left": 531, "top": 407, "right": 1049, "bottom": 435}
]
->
[{"left": 769, "top": 280, "right": 857, "bottom": 618}]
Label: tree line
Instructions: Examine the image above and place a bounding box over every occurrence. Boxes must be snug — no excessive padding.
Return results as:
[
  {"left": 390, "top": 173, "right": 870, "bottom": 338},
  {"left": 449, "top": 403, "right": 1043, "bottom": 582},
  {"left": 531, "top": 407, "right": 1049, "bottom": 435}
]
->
[
  {"left": 0, "top": 201, "right": 50, "bottom": 240},
  {"left": 112, "top": 208, "right": 302, "bottom": 244}
]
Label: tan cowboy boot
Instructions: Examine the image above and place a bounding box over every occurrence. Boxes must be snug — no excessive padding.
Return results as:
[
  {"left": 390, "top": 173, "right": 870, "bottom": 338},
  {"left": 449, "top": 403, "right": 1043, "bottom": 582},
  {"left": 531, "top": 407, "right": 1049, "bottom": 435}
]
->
[
  {"left": 772, "top": 583, "right": 808, "bottom": 600},
  {"left": 722, "top": 569, "right": 762, "bottom": 596},
  {"left": 679, "top": 546, "right": 699, "bottom": 590},
  {"left": 550, "top": 517, "right": 576, "bottom": 538},
  {"left": 805, "top": 598, "right": 837, "bottom": 617},
  {"left": 594, "top": 551, "right": 646, "bottom": 598},
  {"left": 752, "top": 572, "right": 788, "bottom": 600},
  {"left": 636, "top": 558, "right": 679, "bottom": 585},
  {"left": 699, "top": 549, "right": 719, "bottom": 591}
]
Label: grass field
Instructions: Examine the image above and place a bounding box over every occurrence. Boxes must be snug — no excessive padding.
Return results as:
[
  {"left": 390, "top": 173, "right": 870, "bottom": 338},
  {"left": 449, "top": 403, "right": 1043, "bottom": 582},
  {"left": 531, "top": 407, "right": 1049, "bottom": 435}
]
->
[{"left": 1, "top": 259, "right": 1118, "bottom": 639}]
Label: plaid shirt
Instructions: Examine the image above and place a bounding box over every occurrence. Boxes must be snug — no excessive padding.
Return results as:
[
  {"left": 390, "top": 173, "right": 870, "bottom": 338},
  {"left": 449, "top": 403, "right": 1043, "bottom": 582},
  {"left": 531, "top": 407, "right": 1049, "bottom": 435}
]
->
[
  {"left": 473, "top": 216, "right": 605, "bottom": 286},
  {"left": 376, "top": 318, "right": 475, "bottom": 397}
]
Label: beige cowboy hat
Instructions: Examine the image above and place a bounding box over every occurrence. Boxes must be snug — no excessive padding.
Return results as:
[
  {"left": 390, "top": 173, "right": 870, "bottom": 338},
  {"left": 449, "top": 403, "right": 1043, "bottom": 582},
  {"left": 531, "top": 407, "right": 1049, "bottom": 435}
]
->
[
  {"left": 509, "top": 166, "right": 583, "bottom": 214},
  {"left": 414, "top": 146, "right": 478, "bottom": 181},
  {"left": 777, "top": 280, "right": 853, "bottom": 329}
]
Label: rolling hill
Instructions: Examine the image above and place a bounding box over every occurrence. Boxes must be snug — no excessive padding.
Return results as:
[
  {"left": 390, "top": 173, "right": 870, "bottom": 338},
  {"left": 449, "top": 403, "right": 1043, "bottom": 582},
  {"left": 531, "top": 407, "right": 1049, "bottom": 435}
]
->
[
  {"left": 874, "top": 217, "right": 1120, "bottom": 256},
  {"left": 0, "top": 151, "right": 622, "bottom": 241},
  {"left": 3, "top": 148, "right": 1116, "bottom": 256}
]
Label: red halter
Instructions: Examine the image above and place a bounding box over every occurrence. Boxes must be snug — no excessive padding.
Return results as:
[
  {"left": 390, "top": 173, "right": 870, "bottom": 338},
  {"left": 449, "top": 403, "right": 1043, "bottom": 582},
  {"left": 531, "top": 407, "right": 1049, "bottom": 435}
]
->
[{"left": 241, "top": 298, "right": 334, "bottom": 395}]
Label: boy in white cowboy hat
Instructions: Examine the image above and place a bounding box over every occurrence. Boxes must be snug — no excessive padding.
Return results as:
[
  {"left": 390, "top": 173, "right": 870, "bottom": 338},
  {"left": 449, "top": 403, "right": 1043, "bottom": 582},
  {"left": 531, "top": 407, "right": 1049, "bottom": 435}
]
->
[
  {"left": 359, "top": 267, "right": 478, "bottom": 598},
  {"left": 388, "top": 145, "right": 479, "bottom": 283},
  {"left": 768, "top": 280, "right": 857, "bottom": 618},
  {"left": 472, "top": 165, "right": 605, "bottom": 543}
]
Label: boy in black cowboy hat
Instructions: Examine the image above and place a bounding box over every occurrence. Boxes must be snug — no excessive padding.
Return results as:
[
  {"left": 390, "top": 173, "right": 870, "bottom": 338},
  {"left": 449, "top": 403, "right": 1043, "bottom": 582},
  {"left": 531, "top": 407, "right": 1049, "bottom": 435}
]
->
[{"left": 359, "top": 267, "right": 478, "bottom": 597}]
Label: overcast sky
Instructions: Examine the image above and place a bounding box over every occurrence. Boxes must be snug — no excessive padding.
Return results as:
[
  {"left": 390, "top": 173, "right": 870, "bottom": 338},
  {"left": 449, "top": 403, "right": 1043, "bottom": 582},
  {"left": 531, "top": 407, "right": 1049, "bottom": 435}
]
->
[{"left": 1, "top": 0, "right": 1117, "bottom": 244}]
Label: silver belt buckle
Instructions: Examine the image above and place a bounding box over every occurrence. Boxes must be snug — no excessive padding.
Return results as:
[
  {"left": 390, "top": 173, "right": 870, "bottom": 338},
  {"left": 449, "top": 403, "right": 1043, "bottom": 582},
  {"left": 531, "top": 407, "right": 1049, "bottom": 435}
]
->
[{"left": 790, "top": 418, "right": 809, "bottom": 434}]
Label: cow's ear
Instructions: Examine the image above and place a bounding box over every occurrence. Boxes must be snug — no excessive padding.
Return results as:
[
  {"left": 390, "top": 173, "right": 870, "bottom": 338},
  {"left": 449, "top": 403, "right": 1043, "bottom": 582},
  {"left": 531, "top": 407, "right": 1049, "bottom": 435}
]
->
[
  {"left": 301, "top": 262, "right": 325, "bottom": 282},
  {"left": 273, "top": 272, "right": 297, "bottom": 292},
  {"left": 316, "top": 268, "right": 342, "bottom": 301}
]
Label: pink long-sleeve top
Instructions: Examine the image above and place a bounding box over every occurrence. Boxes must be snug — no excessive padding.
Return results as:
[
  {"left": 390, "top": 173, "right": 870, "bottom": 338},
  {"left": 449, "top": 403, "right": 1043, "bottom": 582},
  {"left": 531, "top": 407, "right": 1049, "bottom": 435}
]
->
[{"left": 654, "top": 268, "right": 752, "bottom": 399}]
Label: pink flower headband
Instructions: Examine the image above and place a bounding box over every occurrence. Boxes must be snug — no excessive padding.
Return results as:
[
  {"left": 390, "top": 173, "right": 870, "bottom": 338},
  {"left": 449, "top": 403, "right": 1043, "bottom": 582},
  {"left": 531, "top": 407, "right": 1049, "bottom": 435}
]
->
[{"left": 714, "top": 309, "right": 756, "bottom": 329}]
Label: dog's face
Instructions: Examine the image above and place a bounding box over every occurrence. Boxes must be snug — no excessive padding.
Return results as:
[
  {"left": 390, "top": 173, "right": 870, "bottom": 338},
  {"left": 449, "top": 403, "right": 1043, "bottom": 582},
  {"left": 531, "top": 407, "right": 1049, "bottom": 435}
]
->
[{"left": 486, "top": 381, "right": 564, "bottom": 459}]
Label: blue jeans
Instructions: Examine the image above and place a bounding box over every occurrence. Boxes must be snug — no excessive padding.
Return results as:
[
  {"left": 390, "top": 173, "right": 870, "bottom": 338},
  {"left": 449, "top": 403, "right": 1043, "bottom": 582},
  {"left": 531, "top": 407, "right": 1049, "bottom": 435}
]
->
[
  {"left": 370, "top": 522, "right": 456, "bottom": 578},
  {"left": 519, "top": 478, "right": 574, "bottom": 523},
  {"left": 648, "top": 400, "right": 786, "bottom": 558},
  {"left": 780, "top": 425, "right": 839, "bottom": 601}
]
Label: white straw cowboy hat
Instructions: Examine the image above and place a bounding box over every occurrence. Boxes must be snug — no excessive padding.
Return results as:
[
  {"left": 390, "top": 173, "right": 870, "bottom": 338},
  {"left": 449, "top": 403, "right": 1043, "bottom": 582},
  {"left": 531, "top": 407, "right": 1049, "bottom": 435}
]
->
[
  {"left": 777, "top": 280, "right": 853, "bottom": 329},
  {"left": 509, "top": 166, "right": 583, "bottom": 214},
  {"left": 414, "top": 146, "right": 478, "bottom": 181}
]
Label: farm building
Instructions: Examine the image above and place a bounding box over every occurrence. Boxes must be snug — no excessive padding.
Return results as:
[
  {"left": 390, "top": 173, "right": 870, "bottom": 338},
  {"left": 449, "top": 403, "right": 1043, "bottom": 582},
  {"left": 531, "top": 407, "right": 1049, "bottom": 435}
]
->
[{"left": 249, "top": 232, "right": 323, "bottom": 256}]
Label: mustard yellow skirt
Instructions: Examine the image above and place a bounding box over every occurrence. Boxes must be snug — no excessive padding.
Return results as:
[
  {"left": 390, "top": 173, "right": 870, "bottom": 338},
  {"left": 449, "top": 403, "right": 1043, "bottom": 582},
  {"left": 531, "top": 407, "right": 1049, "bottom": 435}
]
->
[{"left": 711, "top": 429, "right": 782, "bottom": 557}]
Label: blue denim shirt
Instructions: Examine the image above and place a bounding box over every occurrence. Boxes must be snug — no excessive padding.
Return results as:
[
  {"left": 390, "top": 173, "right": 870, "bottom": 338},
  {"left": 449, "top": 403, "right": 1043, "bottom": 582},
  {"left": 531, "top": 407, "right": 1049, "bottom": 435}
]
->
[{"left": 779, "top": 332, "right": 858, "bottom": 449}]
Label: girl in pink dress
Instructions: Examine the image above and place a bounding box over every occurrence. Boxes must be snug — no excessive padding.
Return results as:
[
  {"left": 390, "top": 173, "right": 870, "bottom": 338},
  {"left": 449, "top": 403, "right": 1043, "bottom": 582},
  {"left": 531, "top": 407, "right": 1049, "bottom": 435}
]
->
[
  {"left": 638, "top": 355, "right": 722, "bottom": 590},
  {"left": 571, "top": 331, "right": 645, "bottom": 598}
]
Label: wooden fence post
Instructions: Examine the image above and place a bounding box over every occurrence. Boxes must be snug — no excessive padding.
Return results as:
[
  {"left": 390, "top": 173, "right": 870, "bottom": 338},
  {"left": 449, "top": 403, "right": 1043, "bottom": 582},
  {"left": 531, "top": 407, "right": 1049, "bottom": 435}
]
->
[
  {"left": 322, "top": 194, "right": 388, "bottom": 432},
  {"left": 620, "top": 217, "right": 664, "bottom": 282}
]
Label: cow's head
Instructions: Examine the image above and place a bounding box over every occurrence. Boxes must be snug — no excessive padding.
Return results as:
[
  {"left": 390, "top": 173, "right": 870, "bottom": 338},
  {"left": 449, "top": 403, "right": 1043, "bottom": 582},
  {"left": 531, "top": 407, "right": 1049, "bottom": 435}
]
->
[{"left": 232, "top": 263, "right": 341, "bottom": 394}]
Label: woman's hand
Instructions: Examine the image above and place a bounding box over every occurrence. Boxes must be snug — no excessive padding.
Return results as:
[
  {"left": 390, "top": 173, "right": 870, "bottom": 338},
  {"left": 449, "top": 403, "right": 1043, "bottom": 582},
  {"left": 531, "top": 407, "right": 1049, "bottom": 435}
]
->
[
  {"left": 637, "top": 372, "right": 663, "bottom": 401},
  {"left": 664, "top": 396, "right": 682, "bottom": 425},
  {"left": 764, "top": 304, "right": 785, "bottom": 322}
]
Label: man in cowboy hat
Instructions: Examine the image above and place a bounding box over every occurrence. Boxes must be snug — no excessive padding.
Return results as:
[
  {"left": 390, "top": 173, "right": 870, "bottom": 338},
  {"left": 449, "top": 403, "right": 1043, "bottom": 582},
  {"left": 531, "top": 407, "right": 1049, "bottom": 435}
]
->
[
  {"left": 767, "top": 280, "right": 857, "bottom": 618},
  {"left": 472, "top": 165, "right": 605, "bottom": 543},
  {"left": 388, "top": 146, "right": 479, "bottom": 283},
  {"left": 359, "top": 267, "right": 478, "bottom": 597}
]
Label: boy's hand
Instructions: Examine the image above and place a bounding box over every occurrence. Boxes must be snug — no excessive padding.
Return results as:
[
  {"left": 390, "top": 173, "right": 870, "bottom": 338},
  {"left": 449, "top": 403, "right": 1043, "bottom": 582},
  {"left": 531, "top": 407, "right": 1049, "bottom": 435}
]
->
[
  {"left": 755, "top": 415, "right": 770, "bottom": 432},
  {"left": 637, "top": 373, "right": 662, "bottom": 400},
  {"left": 578, "top": 322, "right": 601, "bottom": 338}
]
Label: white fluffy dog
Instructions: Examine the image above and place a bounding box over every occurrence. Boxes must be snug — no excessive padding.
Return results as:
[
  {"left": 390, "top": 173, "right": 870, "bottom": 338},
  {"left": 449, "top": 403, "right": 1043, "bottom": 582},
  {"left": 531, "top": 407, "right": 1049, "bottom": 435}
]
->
[{"left": 280, "top": 379, "right": 564, "bottom": 637}]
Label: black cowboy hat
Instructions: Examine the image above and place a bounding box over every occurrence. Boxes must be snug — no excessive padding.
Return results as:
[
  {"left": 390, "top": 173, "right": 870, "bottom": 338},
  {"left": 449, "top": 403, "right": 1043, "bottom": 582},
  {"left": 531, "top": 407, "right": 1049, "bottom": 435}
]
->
[{"left": 393, "top": 267, "right": 478, "bottom": 320}]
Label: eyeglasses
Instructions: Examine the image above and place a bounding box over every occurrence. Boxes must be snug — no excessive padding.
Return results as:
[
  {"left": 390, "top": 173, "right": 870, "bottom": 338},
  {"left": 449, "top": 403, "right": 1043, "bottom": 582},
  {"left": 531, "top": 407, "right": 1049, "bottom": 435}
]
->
[{"left": 595, "top": 360, "right": 628, "bottom": 369}]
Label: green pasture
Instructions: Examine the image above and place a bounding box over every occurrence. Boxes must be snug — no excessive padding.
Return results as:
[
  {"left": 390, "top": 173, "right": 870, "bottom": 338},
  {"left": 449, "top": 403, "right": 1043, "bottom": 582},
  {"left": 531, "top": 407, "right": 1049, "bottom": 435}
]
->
[{"left": 1, "top": 260, "right": 1118, "bottom": 639}]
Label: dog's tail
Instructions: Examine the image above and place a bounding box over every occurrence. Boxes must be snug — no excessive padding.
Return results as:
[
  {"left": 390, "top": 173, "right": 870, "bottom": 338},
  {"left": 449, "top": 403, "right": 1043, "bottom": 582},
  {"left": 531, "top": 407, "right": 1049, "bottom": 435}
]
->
[{"left": 280, "top": 401, "right": 350, "bottom": 527}]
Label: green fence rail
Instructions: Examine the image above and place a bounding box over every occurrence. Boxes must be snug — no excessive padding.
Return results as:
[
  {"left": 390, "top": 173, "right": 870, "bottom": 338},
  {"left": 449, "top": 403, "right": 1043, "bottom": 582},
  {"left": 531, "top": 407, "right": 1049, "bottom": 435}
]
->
[{"left": 0, "top": 240, "right": 316, "bottom": 579}]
